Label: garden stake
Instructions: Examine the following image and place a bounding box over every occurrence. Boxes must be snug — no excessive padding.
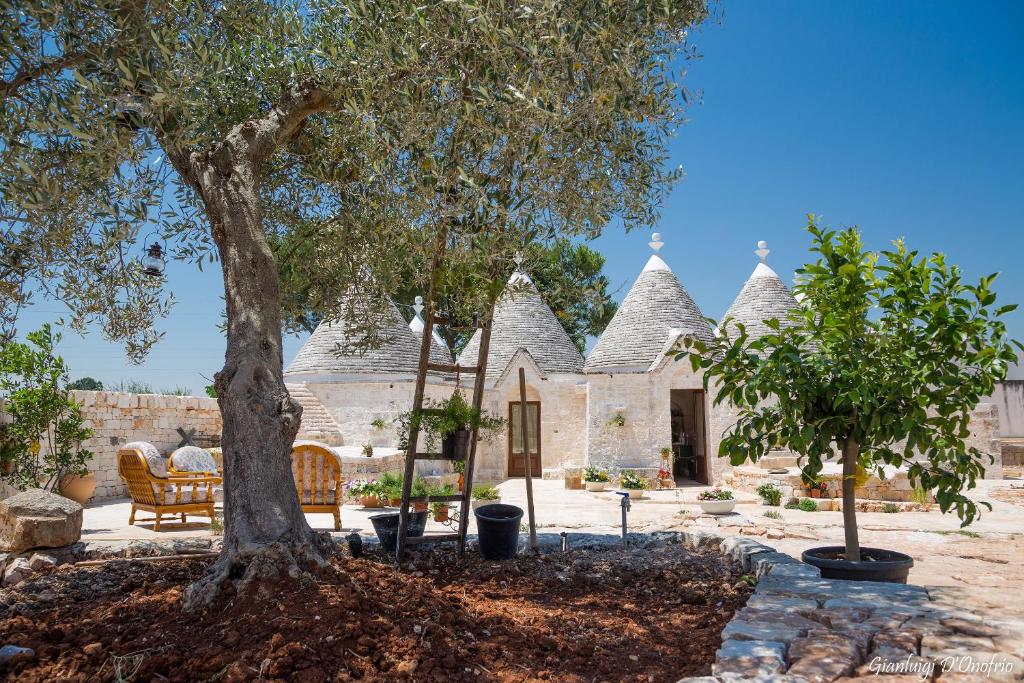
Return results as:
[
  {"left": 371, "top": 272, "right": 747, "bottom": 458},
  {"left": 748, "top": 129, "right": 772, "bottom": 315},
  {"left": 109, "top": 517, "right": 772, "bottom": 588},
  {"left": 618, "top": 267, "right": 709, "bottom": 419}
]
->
[
  {"left": 519, "top": 367, "right": 538, "bottom": 552},
  {"left": 616, "top": 491, "right": 631, "bottom": 546}
]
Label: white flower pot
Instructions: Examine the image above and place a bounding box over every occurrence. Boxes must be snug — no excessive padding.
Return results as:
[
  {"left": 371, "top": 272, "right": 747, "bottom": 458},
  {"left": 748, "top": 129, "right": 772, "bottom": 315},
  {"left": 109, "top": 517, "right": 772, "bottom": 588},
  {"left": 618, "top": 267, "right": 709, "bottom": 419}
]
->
[
  {"left": 623, "top": 488, "right": 646, "bottom": 500},
  {"left": 699, "top": 499, "right": 736, "bottom": 515},
  {"left": 585, "top": 481, "right": 607, "bottom": 492}
]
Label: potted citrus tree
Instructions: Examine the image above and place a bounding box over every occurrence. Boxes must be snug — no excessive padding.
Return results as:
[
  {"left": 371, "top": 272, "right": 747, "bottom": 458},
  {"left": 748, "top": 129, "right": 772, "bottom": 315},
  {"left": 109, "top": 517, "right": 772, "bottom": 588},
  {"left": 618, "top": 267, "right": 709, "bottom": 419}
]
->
[
  {"left": 0, "top": 325, "right": 94, "bottom": 502},
  {"left": 682, "top": 220, "right": 1021, "bottom": 582}
]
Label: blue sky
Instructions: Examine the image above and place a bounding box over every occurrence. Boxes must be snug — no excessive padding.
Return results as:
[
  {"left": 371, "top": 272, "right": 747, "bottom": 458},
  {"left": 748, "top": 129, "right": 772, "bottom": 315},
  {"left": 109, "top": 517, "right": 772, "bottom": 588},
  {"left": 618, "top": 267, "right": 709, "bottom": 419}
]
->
[{"left": 20, "top": 0, "right": 1024, "bottom": 392}]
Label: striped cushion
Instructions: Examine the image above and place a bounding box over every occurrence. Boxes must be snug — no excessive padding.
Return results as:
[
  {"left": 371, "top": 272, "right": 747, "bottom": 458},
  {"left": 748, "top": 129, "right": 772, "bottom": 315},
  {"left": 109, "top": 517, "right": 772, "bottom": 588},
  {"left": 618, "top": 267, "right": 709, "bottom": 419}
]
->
[{"left": 125, "top": 441, "right": 167, "bottom": 478}]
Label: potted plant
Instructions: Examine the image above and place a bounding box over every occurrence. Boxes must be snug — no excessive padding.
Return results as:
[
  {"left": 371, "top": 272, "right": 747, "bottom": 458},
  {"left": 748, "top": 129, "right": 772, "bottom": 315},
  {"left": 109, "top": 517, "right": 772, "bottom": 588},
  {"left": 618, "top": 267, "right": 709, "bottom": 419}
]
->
[
  {"left": 583, "top": 465, "right": 610, "bottom": 492},
  {"left": 618, "top": 470, "right": 648, "bottom": 500},
  {"left": 361, "top": 443, "right": 374, "bottom": 458},
  {"left": 346, "top": 479, "right": 383, "bottom": 508},
  {"left": 682, "top": 221, "right": 1021, "bottom": 583},
  {"left": 471, "top": 484, "right": 501, "bottom": 511},
  {"left": 756, "top": 482, "right": 782, "bottom": 506},
  {"left": 452, "top": 459, "right": 465, "bottom": 492},
  {"left": 607, "top": 413, "right": 626, "bottom": 427},
  {"left": 398, "top": 391, "right": 504, "bottom": 461},
  {"left": 0, "top": 325, "right": 94, "bottom": 501},
  {"left": 427, "top": 482, "right": 456, "bottom": 522},
  {"left": 809, "top": 479, "right": 821, "bottom": 499},
  {"left": 370, "top": 418, "right": 387, "bottom": 430},
  {"left": 697, "top": 487, "right": 736, "bottom": 514},
  {"left": 656, "top": 468, "right": 673, "bottom": 489}
]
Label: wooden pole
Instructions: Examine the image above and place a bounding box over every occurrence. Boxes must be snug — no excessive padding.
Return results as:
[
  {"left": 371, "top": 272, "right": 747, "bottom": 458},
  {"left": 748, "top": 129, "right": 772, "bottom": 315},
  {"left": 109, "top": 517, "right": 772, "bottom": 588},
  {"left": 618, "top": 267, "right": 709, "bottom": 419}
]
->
[{"left": 518, "top": 367, "right": 537, "bottom": 551}]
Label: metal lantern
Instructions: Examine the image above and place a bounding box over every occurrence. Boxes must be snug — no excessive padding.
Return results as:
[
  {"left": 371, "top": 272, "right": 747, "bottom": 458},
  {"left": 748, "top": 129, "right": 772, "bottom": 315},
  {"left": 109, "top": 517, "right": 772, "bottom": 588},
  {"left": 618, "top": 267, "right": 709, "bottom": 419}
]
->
[{"left": 141, "top": 243, "right": 166, "bottom": 277}]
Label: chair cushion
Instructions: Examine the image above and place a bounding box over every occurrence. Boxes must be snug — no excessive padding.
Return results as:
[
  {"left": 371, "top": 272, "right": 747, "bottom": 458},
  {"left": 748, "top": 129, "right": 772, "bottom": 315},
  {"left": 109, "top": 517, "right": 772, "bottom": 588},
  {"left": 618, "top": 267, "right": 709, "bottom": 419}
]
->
[
  {"left": 301, "top": 488, "right": 338, "bottom": 505},
  {"left": 170, "top": 446, "right": 219, "bottom": 473},
  {"left": 124, "top": 441, "right": 167, "bottom": 478},
  {"left": 161, "top": 484, "right": 214, "bottom": 504}
]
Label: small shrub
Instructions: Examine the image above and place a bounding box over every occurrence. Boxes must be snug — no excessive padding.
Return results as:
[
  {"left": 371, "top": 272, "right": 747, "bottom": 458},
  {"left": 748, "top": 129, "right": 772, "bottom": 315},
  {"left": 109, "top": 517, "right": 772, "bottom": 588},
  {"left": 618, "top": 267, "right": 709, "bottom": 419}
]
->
[
  {"left": 698, "top": 487, "right": 733, "bottom": 501},
  {"left": 882, "top": 502, "right": 900, "bottom": 514},
  {"left": 361, "top": 443, "right": 374, "bottom": 457},
  {"left": 210, "top": 515, "right": 224, "bottom": 536},
  {"left": 756, "top": 482, "right": 782, "bottom": 506},
  {"left": 619, "top": 470, "right": 648, "bottom": 490},
  {"left": 472, "top": 484, "right": 500, "bottom": 501},
  {"left": 763, "top": 510, "right": 782, "bottom": 520},
  {"left": 784, "top": 497, "right": 800, "bottom": 510},
  {"left": 798, "top": 499, "right": 818, "bottom": 512},
  {"left": 370, "top": 418, "right": 387, "bottom": 430},
  {"left": 583, "top": 465, "right": 609, "bottom": 483},
  {"left": 607, "top": 413, "right": 625, "bottom": 427},
  {"left": 911, "top": 486, "right": 933, "bottom": 511},
  {"left": 345, "top": 479, "right": 382, "bottom": 499}
]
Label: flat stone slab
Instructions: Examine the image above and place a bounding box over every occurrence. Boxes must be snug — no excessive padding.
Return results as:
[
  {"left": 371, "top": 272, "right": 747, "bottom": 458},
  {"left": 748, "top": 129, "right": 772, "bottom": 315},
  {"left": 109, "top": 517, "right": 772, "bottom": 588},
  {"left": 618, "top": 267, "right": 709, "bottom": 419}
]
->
[{"left": 713, "top": 639, "right": 787, "bottom": 678}]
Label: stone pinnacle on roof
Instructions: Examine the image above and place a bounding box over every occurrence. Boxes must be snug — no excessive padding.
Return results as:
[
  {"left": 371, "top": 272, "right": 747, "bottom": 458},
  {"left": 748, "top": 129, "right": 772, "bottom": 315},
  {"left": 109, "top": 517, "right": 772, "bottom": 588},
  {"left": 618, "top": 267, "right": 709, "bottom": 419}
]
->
[
  {"left": 410, "top": 295, "right": 455, "bottom": 364},
  {"left": 720, "top": 240, "right": 800, "bottom": 340},
  {"left": 457, "top": 263, "right": 584, "bottom": 383},
  {"left": 584, "top": 232, "right": 713, "bottom": 373}
]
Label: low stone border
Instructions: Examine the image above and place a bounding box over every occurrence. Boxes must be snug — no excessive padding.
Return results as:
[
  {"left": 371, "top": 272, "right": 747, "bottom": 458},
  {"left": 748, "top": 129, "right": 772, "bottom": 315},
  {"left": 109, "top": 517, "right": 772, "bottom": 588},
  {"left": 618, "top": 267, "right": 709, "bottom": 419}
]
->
[
  {"left": 675, "top": 533, "right": 1024, "bottom": 682},
  {"left": 1, "top": 538, "right": 221, "bottom": 586}
]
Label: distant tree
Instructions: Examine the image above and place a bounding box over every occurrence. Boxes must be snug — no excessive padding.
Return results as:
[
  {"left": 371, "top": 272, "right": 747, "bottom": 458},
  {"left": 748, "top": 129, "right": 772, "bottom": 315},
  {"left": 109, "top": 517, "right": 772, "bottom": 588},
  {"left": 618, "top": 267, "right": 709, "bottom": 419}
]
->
[
  {"left": 282, "top": 238, "right": 618, "bottom": 353},
  {"left": 682, "top": 219, "right": 1022, "bottom": 561},
  {"left": 69, "top": 377, "right": 103, "bottom": 391},
  {"left": 4, "top": 0, "right": 707, "bottom": 606}
]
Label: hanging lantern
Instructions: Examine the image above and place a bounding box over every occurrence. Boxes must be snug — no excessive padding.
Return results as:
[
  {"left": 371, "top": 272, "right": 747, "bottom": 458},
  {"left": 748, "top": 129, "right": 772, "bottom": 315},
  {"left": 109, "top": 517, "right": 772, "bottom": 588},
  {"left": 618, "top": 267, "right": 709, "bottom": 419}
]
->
[{"left": 141, "top": 243, "right": 166, "bottom": 277}]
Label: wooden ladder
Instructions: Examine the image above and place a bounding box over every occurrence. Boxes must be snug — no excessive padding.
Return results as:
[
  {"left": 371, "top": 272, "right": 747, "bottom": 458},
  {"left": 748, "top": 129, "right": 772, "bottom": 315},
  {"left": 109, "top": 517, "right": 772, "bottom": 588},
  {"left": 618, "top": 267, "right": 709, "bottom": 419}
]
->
[{"left": 395, "top": 308, "right": 493, "bottom": 560}]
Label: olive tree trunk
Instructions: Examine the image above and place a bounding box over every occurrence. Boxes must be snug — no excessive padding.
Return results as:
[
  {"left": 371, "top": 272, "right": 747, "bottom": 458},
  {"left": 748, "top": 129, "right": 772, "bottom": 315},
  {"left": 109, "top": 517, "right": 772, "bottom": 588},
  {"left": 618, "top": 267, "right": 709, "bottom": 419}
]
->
[
  {"left": 167, "top": 84, "right": 334, "bottom": 609},
  {"left": 841, "top": 434, "right": 861, "bottom": 562}
]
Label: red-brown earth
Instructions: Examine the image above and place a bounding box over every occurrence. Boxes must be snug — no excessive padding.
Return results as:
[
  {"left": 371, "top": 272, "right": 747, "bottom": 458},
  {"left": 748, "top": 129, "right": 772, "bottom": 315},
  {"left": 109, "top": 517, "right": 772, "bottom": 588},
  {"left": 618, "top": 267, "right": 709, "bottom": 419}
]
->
[{"left": 0, "top": 541, "right": 752, "bottom": 682}]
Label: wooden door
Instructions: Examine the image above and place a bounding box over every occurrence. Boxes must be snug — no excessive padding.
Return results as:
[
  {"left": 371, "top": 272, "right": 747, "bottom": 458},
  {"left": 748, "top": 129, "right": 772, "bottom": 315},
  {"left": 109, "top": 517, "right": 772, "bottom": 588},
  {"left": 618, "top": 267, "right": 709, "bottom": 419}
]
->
[
  {"left": 508, "top": 401, "right": 541, "bottom": 478},
  {"left": 692, "top": 390, "right": 709, "bottom": 484}
]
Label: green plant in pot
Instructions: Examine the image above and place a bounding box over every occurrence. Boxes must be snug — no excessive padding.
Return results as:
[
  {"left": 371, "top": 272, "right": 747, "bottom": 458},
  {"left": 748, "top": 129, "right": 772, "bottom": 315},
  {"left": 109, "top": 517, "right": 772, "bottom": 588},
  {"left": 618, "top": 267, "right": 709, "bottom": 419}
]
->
[
  {"left": 471, "top": 483, "right": 500, "bottom": 511},
  {"left": 0, "top": 325, "right": 94, "bottom": 500},
  {"left": 618, "top": 470, "right": 648, "bottom": 500},
  {"left": 428, "top": 482, "right": 456, "bottom": 522},
  {"left": 680, "top": 220, "right": 1021, "bottom": 583},
  {"left": 398, "top": 391, "right": 504, "bottom": 461},
  {"left": 582, "top": 465, "right": 610, "bottom": 492}
]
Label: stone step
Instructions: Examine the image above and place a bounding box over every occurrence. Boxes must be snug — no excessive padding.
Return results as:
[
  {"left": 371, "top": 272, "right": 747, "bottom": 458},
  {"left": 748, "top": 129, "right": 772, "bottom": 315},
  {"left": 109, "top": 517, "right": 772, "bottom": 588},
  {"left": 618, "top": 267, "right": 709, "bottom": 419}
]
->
[
  {"left": 758, "top": 454, "right": 799, "bottom": 469},
  {"left": 286, "top": 383, "right": 344, "bottom": 446}
]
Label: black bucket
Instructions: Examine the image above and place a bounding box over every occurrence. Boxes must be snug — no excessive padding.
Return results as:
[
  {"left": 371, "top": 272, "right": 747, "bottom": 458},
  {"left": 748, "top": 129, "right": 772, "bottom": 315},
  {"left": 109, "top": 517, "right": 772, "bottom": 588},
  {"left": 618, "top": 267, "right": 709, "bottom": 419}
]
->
[
  {"left": 474, "top": 503, "right": 523, "bottom": 560},
  {"left": 369, "top": 511, "right": 427, "bottom": 552}
]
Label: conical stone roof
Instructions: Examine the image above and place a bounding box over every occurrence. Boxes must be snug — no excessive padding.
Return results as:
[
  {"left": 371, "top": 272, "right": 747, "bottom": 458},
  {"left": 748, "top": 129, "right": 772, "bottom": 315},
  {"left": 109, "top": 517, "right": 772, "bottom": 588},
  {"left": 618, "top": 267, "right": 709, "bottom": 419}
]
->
[
  {"left": 286, "top": 296, "right": 447, "bottom": 378},
  {"left": 721, "top": 243, "right": 800, "bottom": 340},
  {"left": 584, "top": 252, "right": 713, "bottom": 373},
  {"left": 458, "top": 270, "right": 584, "bottom": 383}
]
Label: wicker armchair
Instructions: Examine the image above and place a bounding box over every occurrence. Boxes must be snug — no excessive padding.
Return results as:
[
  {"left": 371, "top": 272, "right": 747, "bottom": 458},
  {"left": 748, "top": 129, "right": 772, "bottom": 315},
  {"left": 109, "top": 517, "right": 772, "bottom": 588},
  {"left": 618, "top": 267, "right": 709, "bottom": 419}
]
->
[
  {"left": 117, "top": 443, "right": 221, "bottom": 531},
  {"left": 290, "top": 441, "right": 342, "bottom": 531}
]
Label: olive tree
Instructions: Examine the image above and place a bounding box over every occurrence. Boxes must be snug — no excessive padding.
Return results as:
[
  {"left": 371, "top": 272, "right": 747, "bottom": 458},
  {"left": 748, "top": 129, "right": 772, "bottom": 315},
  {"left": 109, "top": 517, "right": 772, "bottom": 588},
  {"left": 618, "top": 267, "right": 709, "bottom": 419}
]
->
[
  {"left": 682, "top": 219, "right": 1021, "bottom": 561},
  {"left": 3, "top": 0, "right": 708, "bottom": 605}
]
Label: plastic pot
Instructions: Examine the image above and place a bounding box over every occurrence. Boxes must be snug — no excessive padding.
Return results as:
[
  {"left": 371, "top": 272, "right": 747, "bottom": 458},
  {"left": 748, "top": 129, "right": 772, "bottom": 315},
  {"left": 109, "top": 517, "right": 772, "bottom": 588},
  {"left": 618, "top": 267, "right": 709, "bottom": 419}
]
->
[
  {"left": 802, "top": 546, "right": 914, "bottom": 583},
  {"left": 474, "top": 503, "right": 523, "bottom": 560},
  {"left": 369, "top": 511, "right": 427, "bottom": 552},
  {"left": 441, "top": 429, "right": 470, "bottom": 460}
]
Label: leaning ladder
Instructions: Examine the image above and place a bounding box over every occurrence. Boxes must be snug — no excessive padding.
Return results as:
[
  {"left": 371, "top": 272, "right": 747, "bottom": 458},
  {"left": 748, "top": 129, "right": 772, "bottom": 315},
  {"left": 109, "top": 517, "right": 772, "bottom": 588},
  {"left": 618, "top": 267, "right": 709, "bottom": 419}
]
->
[{"left": 395, "top": 307, "right": 493, "bottom": 560}]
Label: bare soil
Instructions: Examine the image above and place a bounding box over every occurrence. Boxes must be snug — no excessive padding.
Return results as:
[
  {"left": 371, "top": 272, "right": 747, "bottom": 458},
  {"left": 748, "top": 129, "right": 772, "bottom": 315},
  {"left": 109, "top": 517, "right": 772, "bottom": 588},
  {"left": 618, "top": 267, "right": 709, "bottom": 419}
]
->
[{"left": 0, "top": 541, "right": 751, "bottom": 682}]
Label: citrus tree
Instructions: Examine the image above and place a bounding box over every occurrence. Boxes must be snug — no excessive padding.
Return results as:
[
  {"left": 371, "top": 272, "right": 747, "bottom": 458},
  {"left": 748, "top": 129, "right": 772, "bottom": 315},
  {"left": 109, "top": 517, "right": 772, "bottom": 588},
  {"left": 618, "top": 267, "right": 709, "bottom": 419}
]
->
[
  {"left": 681, "top": 219, "right": 1021, "bottom": 561},
  {"left": 3, "top": 0, "right": 708, "bottom": 605}
]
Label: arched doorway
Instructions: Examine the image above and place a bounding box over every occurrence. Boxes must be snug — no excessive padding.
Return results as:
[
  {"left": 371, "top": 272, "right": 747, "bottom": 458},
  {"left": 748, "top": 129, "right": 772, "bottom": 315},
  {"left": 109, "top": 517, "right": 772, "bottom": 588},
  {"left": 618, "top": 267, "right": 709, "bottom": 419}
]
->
[{"left": 670, "top": 389, "right": 708, "bottom": 484}]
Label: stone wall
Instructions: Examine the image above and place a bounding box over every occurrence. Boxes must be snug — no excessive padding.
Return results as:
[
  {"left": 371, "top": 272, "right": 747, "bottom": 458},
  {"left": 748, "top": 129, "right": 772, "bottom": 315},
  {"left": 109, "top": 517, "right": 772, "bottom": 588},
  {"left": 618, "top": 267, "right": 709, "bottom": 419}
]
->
[
  {"left": 71, "top": 391, "right": 221, "bottom": 502},
  {"left": 990, "top": 380, "right": 1024, "bottom": 436}
]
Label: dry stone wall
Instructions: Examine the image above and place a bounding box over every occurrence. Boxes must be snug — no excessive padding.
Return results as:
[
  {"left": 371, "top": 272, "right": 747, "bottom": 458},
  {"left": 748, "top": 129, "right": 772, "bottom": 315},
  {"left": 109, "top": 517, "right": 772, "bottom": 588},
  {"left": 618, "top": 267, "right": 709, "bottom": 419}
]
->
[{"left": 69, "top": 391, "right": 222, "bottom": 502}]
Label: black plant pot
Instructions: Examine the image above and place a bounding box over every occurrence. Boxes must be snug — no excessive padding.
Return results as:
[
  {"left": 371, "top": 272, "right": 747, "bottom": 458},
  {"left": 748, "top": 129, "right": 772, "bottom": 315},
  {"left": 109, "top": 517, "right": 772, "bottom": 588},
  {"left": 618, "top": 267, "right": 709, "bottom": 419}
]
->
[
  {"left": 369, "top": 511, "right": 427, "bottom": 552},
  {"left": 474, "top": 503, "right": 523, "bottom": 560},
  {"left": 802, "top": 546, "right": 914, "bottom": 583},
  {"left": 441, "top": 429, "right": 471, "bottom": 461}
]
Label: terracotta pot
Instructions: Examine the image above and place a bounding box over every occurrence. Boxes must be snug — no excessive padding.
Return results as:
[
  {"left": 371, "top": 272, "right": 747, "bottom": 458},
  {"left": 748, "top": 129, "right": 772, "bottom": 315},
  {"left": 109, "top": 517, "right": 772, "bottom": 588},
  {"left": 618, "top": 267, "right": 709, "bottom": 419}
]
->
[
  {"left": 433, "top": 507, "right": 449, "bottom": 523},
  {"left": 810, "top": 490, "right": 821, "bottom": 499},
  {"left": 389, "top": 497, "right": 402, "bottom": 507},
  {"left": 457, "top": 473, "right": 465, "bottom": 492},
  {"left": 412, "top": 501, "right": 428, "bottom": 512},
  {"left": 1, "top": 461, "right": 13, "bottom": 476},
  {"left": 60, "top": 473, "right": 96, "bottom": 505},
  {"left": 360, "top": 495, "right": 382, "bottom": 508}
]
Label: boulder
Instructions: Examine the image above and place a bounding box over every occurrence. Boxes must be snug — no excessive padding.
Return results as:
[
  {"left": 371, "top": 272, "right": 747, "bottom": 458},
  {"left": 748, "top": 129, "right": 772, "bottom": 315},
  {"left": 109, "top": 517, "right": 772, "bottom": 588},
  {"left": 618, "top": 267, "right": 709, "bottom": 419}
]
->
[{"left": 0, "top": 488, "right": 82, "bottom": 553}]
